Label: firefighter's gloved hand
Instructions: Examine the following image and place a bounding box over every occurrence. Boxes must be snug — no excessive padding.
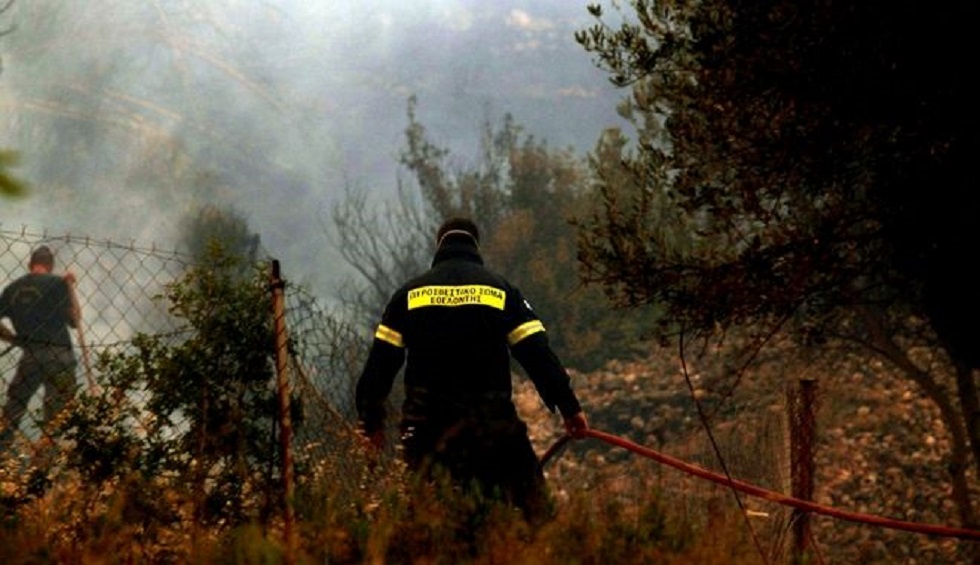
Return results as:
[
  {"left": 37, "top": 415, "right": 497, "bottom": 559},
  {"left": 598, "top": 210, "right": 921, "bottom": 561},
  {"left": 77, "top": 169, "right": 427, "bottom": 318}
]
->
[{"left": 563, "top": 411, "right": 589, "bottom": 439}]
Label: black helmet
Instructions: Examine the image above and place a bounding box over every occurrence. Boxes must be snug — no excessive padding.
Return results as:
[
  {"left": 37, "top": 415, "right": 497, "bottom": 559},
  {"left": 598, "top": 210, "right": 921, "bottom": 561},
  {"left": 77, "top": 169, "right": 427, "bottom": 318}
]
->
[{"left": 436, "top": 217, "right": 480, "bottom": 247}]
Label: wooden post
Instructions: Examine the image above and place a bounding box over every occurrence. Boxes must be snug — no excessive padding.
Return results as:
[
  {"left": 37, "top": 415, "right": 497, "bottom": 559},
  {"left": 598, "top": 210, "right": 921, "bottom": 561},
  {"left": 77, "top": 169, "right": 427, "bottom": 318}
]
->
[
  {"left": 788, "top": 378, "right": 817, "bottom": 564},
  {"left": 269, "top": 260, "right": 295, "bottom": 563},
  {"left": 66, "top": 275, "right": 96, "bottom": 394}
]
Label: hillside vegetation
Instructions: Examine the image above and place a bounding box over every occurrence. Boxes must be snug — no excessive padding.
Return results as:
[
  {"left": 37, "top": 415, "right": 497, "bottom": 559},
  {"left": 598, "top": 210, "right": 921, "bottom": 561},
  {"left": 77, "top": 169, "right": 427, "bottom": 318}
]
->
[{"left": 1, "top": 331, "right": 968, "bottom": 564}]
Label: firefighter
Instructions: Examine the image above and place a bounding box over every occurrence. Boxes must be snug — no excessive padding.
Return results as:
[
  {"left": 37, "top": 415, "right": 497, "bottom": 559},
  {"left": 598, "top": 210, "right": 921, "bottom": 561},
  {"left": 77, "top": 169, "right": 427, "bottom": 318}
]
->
[{"left": 356, "top": 216, "right": 589, "bottom": 523}]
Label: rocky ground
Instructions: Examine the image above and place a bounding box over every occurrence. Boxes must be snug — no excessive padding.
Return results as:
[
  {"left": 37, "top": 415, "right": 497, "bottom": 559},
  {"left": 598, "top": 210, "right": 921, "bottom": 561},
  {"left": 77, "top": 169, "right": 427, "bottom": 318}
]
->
[{"left": 516, "top": 341, "right": 972, "bottom": 564}]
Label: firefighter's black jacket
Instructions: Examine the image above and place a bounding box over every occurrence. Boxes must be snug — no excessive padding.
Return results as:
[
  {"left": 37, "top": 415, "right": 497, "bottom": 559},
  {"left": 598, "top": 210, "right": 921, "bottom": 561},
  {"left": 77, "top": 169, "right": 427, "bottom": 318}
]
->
[{"left": 355, "top": 234, "right": 582, "bottom": 437}]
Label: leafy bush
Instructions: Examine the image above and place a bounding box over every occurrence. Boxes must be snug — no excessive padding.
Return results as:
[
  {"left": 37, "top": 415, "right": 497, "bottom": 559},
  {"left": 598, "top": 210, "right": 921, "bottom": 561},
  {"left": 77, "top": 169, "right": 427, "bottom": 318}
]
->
[{"left": 55, "top": 246, "right": 288, "bottom": 527}]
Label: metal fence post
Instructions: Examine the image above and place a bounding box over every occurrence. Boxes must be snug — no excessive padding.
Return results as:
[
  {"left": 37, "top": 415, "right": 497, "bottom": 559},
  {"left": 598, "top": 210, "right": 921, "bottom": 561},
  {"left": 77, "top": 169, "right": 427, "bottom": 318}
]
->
[{"left": 270, "top": 259, "right": 295, "bottom": 563}]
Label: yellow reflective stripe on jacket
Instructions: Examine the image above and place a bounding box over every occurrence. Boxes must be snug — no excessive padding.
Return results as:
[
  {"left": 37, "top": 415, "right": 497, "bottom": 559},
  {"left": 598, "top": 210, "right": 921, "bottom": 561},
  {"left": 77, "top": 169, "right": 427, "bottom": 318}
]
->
[
  {"left": 407, "top": 285, "right": 506, "bottom": 310},
  {"left": 507, "top": 320, "right": 545, "bottom": 346},
  {"left": 375, "top": 324, "right": 404, "bottom": 348}
]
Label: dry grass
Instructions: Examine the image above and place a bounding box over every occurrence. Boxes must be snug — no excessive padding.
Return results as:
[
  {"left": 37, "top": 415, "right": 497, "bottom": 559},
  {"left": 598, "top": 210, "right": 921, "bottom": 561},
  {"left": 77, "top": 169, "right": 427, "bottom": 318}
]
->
[
  {"left": 0, "top": 445, "right": 784, "bottom": 565},
  {"left": 6, "top": 333, "right": 969, "bottom": 563}
]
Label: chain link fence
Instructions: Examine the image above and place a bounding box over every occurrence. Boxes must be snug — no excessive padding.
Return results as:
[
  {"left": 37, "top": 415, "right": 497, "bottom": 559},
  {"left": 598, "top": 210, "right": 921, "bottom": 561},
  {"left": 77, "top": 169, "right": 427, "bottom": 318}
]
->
[
  {"left": 0, "top": 225, "right": 368, "bottom": 526},
  {"left": 0, "top": 228, "right": 187, "bottom": 437}
]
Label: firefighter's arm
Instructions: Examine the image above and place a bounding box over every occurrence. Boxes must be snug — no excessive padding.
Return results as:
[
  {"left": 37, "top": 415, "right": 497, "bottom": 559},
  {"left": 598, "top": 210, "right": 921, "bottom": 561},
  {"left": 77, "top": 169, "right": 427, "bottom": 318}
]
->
[
  {"left": 64, "top": 272, "right": 81, "bottom": 329},
  {"left": 505, "top": 288, "right": 589, "bottom": 437},
  {"left": 511, "top": 332, "right": 588, "bottom": 438},
  {"left": 355, "top": 325, "right": 406, "bottom": 449},
  {"left": 511, "top": 333, "right": 582, "bottom": 414}
]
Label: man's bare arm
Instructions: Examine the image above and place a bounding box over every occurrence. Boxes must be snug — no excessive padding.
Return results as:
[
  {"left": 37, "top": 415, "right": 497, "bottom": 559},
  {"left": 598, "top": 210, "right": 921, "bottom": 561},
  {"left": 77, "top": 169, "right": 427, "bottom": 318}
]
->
[
  {"left": 0, "top": 322, "right": 16, "bottom": 344},
  {"left": 64, "top": 272, "right": 81, "bottom": 328}
]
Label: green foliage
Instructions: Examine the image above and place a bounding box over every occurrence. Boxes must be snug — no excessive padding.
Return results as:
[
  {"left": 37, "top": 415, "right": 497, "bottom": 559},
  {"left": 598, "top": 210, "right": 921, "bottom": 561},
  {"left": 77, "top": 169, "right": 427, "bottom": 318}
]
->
[
  {"left": 574, "top": 1, "right": 976, "bottom": 361},
  {"left": 181, "top": 203, "right": 262, "bottom": 264},
  {"left": 55, "top": 246, "right": 283, "bottom": 526},
  {"left": 573, "top": 0, "right": 980, "bottom": 538},
  {"left": 0, "top": 150, "right": 28, "bottom": 198},
  {"left": 1, "top": 3, "right": 27, "bottom": 200},
  {"left": 401, "top": 95, "right": 510, "bottom": 226},
  {"left": 478, "top": 137, "right": 654, "bottom": 369}
]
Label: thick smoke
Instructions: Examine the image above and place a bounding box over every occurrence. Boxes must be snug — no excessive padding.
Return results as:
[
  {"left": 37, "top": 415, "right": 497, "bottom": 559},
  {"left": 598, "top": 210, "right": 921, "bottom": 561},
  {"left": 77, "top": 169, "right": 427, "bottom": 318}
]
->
[{"left": 0, "top": 1, "right": 622, "bottom": 297}]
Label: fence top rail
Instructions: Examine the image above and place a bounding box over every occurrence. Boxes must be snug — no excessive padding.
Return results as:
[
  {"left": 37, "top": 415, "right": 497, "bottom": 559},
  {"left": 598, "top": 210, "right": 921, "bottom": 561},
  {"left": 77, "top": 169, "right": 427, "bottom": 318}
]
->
[{"left": 0, "top": 225, "right": 194, "bottom": 262}]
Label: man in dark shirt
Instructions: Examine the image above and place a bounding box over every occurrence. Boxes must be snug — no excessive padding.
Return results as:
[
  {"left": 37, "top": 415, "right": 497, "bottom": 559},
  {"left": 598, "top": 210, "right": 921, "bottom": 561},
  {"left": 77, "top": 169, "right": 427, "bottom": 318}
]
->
[
  {"left": 0, "top": 245, "right": 79, "bottom": 449},
  {"left": 356, "top": 217, "right": 588, "bottom": 523}
]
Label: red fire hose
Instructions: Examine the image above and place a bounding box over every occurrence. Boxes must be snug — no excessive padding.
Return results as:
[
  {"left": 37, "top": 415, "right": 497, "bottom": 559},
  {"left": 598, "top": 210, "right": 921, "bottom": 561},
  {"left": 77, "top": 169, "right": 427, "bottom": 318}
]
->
[{"left": 542, "top": 428, "right": 980, "bottom": 541}]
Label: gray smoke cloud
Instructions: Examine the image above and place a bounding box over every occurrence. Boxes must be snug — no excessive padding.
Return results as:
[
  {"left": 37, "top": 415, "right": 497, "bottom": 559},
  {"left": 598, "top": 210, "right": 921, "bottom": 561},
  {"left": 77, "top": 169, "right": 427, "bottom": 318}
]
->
[{"left": 0, "top": 0, "right": 624, "bottom": 297}]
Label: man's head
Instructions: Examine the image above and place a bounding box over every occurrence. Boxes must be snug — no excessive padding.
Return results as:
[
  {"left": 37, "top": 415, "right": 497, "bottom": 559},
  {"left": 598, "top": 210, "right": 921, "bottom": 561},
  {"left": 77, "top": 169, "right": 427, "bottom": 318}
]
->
[
  {"left": 436, "top": 217, "right": 480, "bottom": 248},
  {"left": 29, "top": 245, "right": 55, "bottom": 271}
]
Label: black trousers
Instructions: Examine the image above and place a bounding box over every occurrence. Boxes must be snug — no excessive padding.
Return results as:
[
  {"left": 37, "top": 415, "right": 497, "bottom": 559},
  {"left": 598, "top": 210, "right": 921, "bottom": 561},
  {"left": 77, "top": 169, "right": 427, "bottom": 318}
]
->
[{"left": 401, "top": 413, "right": 551, "bottom": 523}]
